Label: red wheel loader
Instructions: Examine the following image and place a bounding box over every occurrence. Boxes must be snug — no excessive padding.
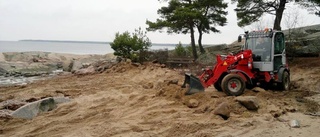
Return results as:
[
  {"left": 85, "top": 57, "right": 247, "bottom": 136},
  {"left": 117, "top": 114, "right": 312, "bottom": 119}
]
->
[{"left": 182, "top": 29, "right": 290, "bottom": 96}]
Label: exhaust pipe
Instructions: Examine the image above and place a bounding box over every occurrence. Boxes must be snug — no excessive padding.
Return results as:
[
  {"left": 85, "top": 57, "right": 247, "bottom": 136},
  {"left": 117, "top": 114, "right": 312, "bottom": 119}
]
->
[{"left": 181, "top": 73, "right": 205, "bottom": 95}]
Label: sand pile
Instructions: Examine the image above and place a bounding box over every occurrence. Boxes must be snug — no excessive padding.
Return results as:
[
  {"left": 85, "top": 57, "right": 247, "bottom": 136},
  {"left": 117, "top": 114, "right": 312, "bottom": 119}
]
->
[{"left": 0, "top": 58, "right": 320, "bottom": 136}]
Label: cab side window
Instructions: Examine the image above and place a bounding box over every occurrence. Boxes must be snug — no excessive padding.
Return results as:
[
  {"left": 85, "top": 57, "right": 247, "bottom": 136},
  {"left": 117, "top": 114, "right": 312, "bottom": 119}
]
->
[{"left": 274, "top": 33, "right": 285, "bottom": 54}]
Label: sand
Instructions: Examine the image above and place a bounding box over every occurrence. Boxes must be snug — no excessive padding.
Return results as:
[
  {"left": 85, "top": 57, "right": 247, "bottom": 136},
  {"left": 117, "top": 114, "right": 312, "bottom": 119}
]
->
[{"left": 0, "top": 57, "right": 320, "bottom": 137}]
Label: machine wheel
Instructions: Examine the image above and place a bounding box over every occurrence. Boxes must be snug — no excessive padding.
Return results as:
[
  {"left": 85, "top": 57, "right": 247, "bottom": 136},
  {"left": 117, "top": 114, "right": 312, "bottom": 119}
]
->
[
  {"left": 278, "top": 71, "right": 290, "bottom": 91},
  {"left": 214, "top": 82, "right": 222, "bottom": 92},
  {"left": 221, "top": 74, "right": 246, "bottom": 96}
]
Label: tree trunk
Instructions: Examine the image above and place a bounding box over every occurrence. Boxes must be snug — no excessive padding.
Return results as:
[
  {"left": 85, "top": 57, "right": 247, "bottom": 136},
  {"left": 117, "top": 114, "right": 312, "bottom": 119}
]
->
[
  {"left": 190, "top": 25, "right": 198, "bottom": 60},
  {"left": 273, "top": 0, "right": 286, "bottom": 30},
  {"left": 197, "top": 26, "right": 205, "bottom": 54}
]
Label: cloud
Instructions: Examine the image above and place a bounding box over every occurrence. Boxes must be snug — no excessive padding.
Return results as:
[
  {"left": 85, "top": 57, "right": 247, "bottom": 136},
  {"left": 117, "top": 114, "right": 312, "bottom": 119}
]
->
[{"left": 0, "top": 0, "right": 319, "bottom": 45}]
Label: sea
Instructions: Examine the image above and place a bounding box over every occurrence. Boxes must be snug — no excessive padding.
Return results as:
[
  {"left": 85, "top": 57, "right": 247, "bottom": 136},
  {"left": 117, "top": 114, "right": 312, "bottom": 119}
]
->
[{"left": 0, "top": 40, "right": 176, "bottom": 55}]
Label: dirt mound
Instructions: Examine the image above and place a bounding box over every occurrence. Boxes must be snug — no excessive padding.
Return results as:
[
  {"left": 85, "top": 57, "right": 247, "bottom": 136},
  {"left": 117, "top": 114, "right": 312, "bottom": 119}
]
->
[{"left": 1, "top": 58, "right": 320, "bottom": 136}]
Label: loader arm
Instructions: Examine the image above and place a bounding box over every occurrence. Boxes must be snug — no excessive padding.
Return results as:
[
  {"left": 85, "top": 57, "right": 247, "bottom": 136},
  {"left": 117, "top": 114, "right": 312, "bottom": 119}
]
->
[{"left": 183, "top": 50, "right": 253, "bottom": 95}]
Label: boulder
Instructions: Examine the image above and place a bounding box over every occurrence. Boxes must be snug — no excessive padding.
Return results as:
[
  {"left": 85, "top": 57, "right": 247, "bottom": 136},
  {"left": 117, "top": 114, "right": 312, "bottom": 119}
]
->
[
  {"left": 0, "top": 67, "right": 7, "bottom": 75},
  {"left": 290, "top": 120, "right": 300, "bottom": 128},
  {"left": 0, "top": 61, "right": 57, "bottom": 77},
  {"left": 71, "top": 60, "right": 83, "bottom": 72},
  {"left": 11, "top": 97, "right": 57, "bottom": 119},
  {"left": 187, "top": 99, "right": 199, "bottom": 108},
  {"left": 74, "top": 66, "right": 95, "bottom": 75},
  {"left": 95, "top": 60, "right": 117, "bottom": 72},
  {"left": 0, "top": 62, "right": 27, "bottom": 76},
  {"left": 214, "top": 102, "right": 230, "bottom": 119},
  {"left": 235, "top": 96, "right": 259, "bottom": 110}
]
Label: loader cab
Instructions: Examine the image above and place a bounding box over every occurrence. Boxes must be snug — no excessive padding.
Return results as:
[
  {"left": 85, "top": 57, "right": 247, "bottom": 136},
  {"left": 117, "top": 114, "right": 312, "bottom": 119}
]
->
[{"left": 240, "top": 29, "right": 286, "bottom": 72}]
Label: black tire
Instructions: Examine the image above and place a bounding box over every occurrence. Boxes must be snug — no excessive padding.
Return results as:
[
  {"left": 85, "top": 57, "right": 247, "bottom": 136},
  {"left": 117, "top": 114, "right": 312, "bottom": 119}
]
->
[
  {"left": 278, "top": 71, "right": 290, "bottom": 91},
  {"left": 214, "top": 82, "right": 222, "bottom": 92},
  {"left": 221, "top": 74, "right": 246, "bottom": 96}
]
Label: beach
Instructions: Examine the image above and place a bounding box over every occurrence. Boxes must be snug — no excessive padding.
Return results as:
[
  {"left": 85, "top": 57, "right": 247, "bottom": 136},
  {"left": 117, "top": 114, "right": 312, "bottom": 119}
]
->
[{"left": 0, "top": 51, "right": 320, "bottom": 136}]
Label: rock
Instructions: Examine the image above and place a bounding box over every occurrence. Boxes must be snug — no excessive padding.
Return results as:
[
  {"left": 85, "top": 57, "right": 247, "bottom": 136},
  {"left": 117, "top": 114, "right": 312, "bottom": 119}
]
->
[
  {"left": 0, "top": 67, "right": 8, "bottom": 75},
  {"left": 82, "top": 63, "right": 91, "bottom": 68},
  {"left": 94, "top": 61, "right": 115, "bottom": 73},
  {"left": 0, "top": 52, "right": 117, "bottom": 77},
  {"left": 213, "top": 102, "right": 230, "bottom": 119},
  {"left": 74, "top": 66, "right": 95, "bottom": 75},
  {"left": 235, "top": 96, "right": 259, "bottom": 110},
  {"left": 252, "top": 87, "right": 266, "bottom": 92},
  {"left": 187, "top": 99, "right": 199, "bottom": 108},
  {"left": 11, "top": 97, "right": 57, "bottom": 119},
  {"left": 71, "top": 60, "right": 83, "bottom": 72},
  {"left": 53, "top": 97, "right": 71, "bottom": 104},
  {"left": 290, "top": 120, "right": 300, "bottom": 128},
  {"left": 0, "top": 100, "right": 27, "bottom": 110},
  {"left": 0, "top": 62, "right": 28, "bottom": 76}
]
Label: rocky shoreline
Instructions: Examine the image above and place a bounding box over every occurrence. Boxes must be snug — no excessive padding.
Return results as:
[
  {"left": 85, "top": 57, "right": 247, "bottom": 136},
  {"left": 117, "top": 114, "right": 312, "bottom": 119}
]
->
[{"left": 0, "top": 52, "right": 119, "bottom": 86}]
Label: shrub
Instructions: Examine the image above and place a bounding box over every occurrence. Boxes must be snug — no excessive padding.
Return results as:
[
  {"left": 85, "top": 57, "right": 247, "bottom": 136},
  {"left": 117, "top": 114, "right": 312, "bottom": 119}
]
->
[
  {"left": 110, "top": 28, "right": 151, "bottom": 62},
  {"left": 174, "top": 42, "right": 187, "bottom": 57}
]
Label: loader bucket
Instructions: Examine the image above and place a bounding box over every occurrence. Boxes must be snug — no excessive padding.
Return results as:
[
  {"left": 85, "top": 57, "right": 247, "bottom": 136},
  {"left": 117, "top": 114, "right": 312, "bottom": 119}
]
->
[{"left": 181, "top": 73, "right": 205, "bottom": 95}]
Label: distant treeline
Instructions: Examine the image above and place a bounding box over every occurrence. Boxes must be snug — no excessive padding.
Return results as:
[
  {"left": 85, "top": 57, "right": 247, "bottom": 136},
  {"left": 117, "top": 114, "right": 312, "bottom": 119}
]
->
[
  {"left": 19, "top": 39, "right": 183, "bottom": 47},
  {"left": 19, "top": 40, "right": 110, "bottom": 44}
]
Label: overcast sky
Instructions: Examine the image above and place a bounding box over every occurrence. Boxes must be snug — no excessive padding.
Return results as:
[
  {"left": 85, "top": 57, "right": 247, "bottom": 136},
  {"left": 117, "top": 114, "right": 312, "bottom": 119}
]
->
[{"left": 0, "top": 0, "right": 319, "bottom": 44}]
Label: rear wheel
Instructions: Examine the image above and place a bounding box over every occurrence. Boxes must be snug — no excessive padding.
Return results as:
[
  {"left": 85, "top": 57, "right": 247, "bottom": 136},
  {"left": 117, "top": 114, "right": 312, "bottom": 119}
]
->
[
  {"left": 278, "top": 71, "right": 290, "bottom": 91},
  {"left": 221, "top": 74, "right": 246, "bottom": 96}
]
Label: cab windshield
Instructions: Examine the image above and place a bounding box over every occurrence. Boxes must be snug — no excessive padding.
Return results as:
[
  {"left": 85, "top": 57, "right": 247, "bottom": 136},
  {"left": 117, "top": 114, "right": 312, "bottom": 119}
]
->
[{"left": 245, "top": 37, "right": 272, "bottom": 62}]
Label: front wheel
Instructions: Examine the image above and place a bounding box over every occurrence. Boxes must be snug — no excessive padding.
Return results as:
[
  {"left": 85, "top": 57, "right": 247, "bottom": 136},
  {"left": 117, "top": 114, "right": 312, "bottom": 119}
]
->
[
  {"left": 278, "top": 71, "right": 290, "bottom": 91},
  {"left": 221, "top": 74, "right": 246, "bottom": 96}
]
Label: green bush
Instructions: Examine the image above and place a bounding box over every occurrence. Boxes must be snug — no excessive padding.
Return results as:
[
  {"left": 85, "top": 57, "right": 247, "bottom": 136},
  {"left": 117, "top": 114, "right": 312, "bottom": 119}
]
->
[
  {"left": 174, "top": 42, "right": 187, "bottom": 57},
  {"left": 110, "top": 28, "right": 151, "bottom": 62},
  {"left": 185, "top": 46, "right": 193, "bottom": 57}
]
